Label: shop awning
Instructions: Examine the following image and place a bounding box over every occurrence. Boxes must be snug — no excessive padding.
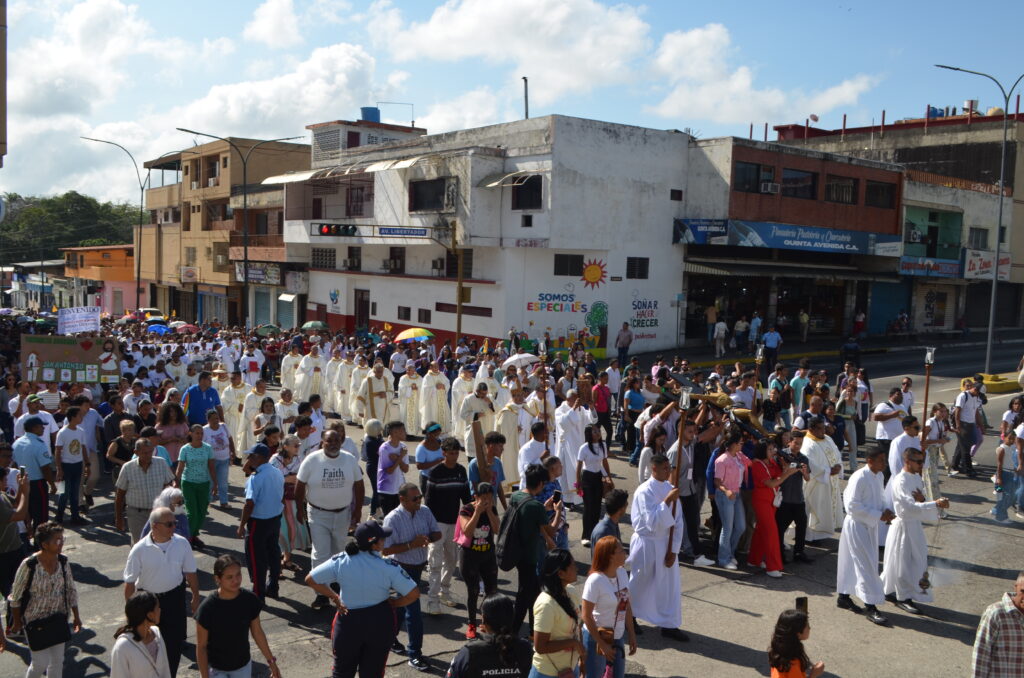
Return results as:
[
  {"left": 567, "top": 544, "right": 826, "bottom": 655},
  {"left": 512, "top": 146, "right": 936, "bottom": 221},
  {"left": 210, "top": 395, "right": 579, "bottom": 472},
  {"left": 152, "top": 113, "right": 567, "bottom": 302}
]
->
[
  {"left": 477, "top": 170, "right": 545, "bottom": 188},
  {"left": 685, "top": 260, "right": 901, "bottom": 283},
  {"left": 264, "top": 157, "right": 430, "bottom": 186},
  {"left": 262, "top": 170, "right": 319, "bottom": 185},
  {"left": 277, "top": 293, "right": 297, "bottom": 303}
]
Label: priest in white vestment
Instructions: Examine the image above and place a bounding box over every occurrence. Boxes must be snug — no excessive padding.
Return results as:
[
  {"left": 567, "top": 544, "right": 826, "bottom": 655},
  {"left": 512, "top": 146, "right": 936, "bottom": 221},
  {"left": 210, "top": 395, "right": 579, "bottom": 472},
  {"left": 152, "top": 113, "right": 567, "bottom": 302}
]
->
[
  {"left": 275, "top": 389, "right": 299, "bottom": 428},
  {"left": 802, "top": 418, "right": 844, "bottom": 541},
  {"left": 554, "top": 391, "right": 597, "bottom": 506},
  {"left": 881, "top": 448, "right": 948, "bottom": 610},
  {"left": 398, "top": 363, "right": 424, "bottom": 435},
  {"left": 419, "top": 362, "right": 451, "bottom": 434},
  {"left": 242, "top": 381, "right": 268, "bottom": 450},
  {"left": 450, "top": 366, "right": 477, "bottom": 434},
  {"left": 356, "top": 363, "right": 395, "bottom": 423},
  {"left": 836, "top": 447, "right": 894, "bottom": 625},
  {"left": 240, "top": 346, "right": 265, "bottom": 388},
  {"left": 497, "top": 389, "right": 533, "bottom": 452},
  {"left": 526, "top": 383, "right": 557, "bottom": 452},
  {"left": 334, "top": 356, "right": 355, "bottom": 422},
  {"left": 348, "top": 356, "right": 370, "bottom": 423},
  {"left": 294, "top": 345, "right": 325, "bottom": 403},
  {"left": 459, "top": 382, "right": 497, "bottom": 458},
  {"left": 475, "top": 365, "right": 510, "bottom": 411},
  {"left": 279, "top": 346, "right": 303, "bottom": 393},
  {"left": 627, "top": 453, "right": 687, "bottom": 639},
  {"left": 220, "top": 371, "right": 248, "bottom": 449},
  {"left": 324, "top": 349, "right": 345, "bottom": 415}
]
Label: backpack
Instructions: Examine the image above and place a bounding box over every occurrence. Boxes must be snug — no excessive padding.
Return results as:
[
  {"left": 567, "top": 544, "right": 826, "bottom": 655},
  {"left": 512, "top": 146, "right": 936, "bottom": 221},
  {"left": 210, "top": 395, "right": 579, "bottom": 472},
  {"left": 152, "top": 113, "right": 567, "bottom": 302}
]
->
[{"left": 496, "top": 495, "right": 535, "bottom": 572}]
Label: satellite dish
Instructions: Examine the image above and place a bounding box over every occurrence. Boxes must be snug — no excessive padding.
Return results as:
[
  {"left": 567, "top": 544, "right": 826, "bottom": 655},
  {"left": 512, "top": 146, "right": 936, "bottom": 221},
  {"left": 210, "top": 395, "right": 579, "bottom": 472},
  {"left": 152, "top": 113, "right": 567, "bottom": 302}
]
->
[{"left": 809, "top": 114, "right": 820, "bottom": 123}]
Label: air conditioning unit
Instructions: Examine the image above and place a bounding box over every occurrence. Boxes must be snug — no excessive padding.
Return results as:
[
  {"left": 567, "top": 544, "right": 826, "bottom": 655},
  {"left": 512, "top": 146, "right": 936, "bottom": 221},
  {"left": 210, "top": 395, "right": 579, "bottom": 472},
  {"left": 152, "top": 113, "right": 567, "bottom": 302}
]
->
[
  {"left": 190, "top": 181, "right": 199, "bottom": 190},
  {"left": 431, "top": 258, "right": 445, "bottom": 271},
  {"left": 761, "top": 182, "right": 780, "bottom": 194},
  {"left": 208, "top": 178, "right": 218, "bottom": 188}
]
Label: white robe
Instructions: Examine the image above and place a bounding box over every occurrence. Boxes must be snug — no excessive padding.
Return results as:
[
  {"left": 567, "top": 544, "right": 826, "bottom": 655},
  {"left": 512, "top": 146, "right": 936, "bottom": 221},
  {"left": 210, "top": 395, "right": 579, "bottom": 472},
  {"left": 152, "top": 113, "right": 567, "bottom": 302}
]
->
[
  {"left": 357, "top": 373, "right": 394, "bottom": 423},
  {"left": 349, "top": 365, "right": 370, "bottom": 422},
  {"left": 450, "top": 377, "right": 476, "bottom": 433},
  {"left": 526, "top": 389, "right": 558, "bottom": 451},
  {"left": 280, "top": 352, "right": 302, "bottom": 392},
  {"left": 335, "top": 360, "right": 355, "bottom": 420},
  {"left": 497, "top": 402, "right": 533, "bottom": 452},
  {"left": 419, "top": 371, "right": 451, "bottom": 433},
  {"left": 554, "top": 402, "right": 597, "bottom": 505},
  {"left": 220, "top": 383, "right": 248, "bottom": 447},
  {"left": 324, "top": 358, "right": 344, "bottom": 414},
  {"left": 398, "top": 374, "right": 424, "bottom": 435},
  {"left": 475, "top": 374, "right": 510, "bottom": 411},
  {"left": 627, "top": 477, "right": 684, "bottom": 629},
  {"left": 802, "top": 434, "right": 844, "bottom": 541},
  {"left": 459, "top": 394, "right": 497, "bottom": 458},
  {"left": 882, "top": 471, "right": 939, "bottom": 602},
  {"left": 295, "top": 353, "right": 326, "bottom": 402},
  {"left": 242, "top": 391, "right": 266, "bottom": 450},
  {"left": 836, "top": 467, "right": 886, "bottom": 605},
  {"left": 240, "top": 351, "right": 264, "bottom": 388}
]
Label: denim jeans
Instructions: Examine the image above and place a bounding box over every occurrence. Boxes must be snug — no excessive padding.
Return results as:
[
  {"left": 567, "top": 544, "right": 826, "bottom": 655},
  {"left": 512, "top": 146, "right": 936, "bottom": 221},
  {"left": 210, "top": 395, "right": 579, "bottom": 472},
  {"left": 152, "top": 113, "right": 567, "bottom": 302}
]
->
[
  {"left": 583, "top": 627, "right": 624, "bottom": 678},
  {"left": 992, "top": 470, "right": 1017, "bottom": 520},
  {"left": 214, "top": 458, "right": 231, "bottom": 504},
  {"left": 210, "top": 661, "right": 252, "bottom": 678},
  {"left": 1016, "top": 473, "right": 1024, "bottom": 512},
  {"left": 396, "top": 562, "right": 425, "bottom": 658},
  {"left": 529, "top": 666, "right": 580, "bottom": 678},
  {"left": 715, "top": 491, "right": 745, "bottom": 566},
  {"left": 56, "top": 461, "right": 83, "bottom": 521}
]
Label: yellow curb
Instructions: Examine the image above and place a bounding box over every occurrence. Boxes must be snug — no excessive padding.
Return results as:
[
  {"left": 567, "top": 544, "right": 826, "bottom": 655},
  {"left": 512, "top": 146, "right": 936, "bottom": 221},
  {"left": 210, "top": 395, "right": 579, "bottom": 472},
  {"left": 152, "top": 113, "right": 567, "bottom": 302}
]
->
[{"left": 979, "top": 373, "right": 1022, "bottom": 394}]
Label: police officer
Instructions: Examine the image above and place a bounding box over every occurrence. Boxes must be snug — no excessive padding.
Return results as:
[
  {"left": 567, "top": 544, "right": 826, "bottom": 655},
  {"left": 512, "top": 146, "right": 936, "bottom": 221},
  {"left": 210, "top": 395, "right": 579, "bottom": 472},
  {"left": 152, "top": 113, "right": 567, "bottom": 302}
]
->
[
  {"left": 237, "top": 443, "right": 284, "bottom": 599},
  {"left": 305, "top": 521, "right": 420, "bottom": 678}
]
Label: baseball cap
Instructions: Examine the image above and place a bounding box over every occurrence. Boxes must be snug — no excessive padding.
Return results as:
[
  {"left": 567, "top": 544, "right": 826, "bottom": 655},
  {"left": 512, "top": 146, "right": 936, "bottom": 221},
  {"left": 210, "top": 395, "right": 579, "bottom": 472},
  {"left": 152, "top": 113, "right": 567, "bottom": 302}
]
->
[
  {"left": 354, "top": 521, "right": 392, "bottom": 550},
  {"left": 23, "top": 416, "right": 44, "bottom": 430},
  {"left": 26, "top": 394, "right": 41, "bottom": 403},
  {"left": 248, "top": 443, "right": 271, "bottom": 459}
]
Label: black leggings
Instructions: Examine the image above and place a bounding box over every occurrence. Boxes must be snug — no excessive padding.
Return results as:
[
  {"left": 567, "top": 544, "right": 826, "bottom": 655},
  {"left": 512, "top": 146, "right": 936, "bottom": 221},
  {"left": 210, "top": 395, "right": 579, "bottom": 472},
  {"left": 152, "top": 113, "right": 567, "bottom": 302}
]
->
[
  {"left": 379, "top": 493, "right": 400, "bottom": 515},
  {"left": 581, "top": 470, "right": 605, "bottom": 541},
  {"left": 460, "top": 548, "right": 498, "bottom": 625}
]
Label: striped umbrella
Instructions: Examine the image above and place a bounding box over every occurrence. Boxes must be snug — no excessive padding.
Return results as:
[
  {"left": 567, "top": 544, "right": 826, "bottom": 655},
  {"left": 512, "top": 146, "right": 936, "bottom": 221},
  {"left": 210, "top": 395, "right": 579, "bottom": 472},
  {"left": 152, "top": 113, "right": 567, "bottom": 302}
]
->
[{"left": 394, "top": 328, "right": 434, "bottom": 343}]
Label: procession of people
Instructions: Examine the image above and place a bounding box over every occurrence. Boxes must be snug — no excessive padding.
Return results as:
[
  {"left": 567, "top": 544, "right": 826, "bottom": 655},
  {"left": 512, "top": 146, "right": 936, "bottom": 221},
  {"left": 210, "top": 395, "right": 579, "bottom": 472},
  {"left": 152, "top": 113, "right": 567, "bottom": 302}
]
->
[{"left": 0, "top": 312, "right": 1016, "bottom": 678}]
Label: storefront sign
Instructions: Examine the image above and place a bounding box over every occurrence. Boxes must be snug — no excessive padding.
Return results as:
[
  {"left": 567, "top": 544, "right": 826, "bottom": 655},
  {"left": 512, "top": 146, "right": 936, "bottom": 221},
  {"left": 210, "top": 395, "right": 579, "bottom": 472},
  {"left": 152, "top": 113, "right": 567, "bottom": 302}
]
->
[
  {"left": 21, "top": 335, "right": 121, "bottom": 384},
  {"left": 57, "top": 306, "right": 101, "bottom": 334},
  {"left": 963, "top": 248, "right": 1011, "bottom": 281},
  {"left": 515, "top": 238, "right": 550, "bottom": 248},
  {"left": 179, "top": 266, "right": 199, "bottom": 283},
  {"left": 379, "top": 227, "right": 428, "bottom": 237},
  {"left": 285, "top": 271, "right": 309, "bottom": 294},
  {"left": 235, "top": 262, "right": 281, "bottom": 285},
  {"left": 898, "top": 256, "right": 961, "bottom": 278},
  {"left": 674, "top": 219, "right": 901, "bottom": 256}
]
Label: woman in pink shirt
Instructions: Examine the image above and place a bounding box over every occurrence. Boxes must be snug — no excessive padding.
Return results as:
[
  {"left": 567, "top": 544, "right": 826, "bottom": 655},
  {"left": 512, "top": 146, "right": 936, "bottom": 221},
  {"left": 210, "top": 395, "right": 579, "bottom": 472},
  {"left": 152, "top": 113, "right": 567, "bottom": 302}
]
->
[{"left": 714, "top": 433, "right": 751, "bottom": 570}]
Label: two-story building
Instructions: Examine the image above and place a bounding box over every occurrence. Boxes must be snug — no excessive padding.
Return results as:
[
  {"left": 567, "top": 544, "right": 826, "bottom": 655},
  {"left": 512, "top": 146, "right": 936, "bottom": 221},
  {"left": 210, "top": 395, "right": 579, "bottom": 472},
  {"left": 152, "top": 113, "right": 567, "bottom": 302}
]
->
[
  {"left": 269, "top": 114, "right": 690, "bottom": 355},
  {"left": 141, "top": 138, "right": 309, "bottom": 325},
  {"left": 58, "top": 244, "right": 134, "bottom": 314}
]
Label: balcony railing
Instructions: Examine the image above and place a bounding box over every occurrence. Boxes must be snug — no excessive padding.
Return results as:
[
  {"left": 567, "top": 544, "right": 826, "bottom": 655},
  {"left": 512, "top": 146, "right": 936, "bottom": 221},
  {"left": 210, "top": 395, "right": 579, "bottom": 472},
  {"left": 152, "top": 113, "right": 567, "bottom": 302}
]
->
[{"left": 229, "top": 233, "right": 283, "bottom": 248}]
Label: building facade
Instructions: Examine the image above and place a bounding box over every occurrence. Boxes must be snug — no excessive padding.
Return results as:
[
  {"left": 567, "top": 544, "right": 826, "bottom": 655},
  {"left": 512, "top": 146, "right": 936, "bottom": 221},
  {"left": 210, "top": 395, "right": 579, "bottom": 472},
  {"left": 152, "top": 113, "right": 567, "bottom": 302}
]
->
[{"left": 59, "top": 244, "right": 135, "bottom": 314}]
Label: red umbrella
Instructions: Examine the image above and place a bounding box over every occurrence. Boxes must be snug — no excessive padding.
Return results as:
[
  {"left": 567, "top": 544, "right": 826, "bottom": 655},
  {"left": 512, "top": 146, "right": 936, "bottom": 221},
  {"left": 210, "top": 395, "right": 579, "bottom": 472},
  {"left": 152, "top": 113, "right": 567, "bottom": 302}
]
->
[{"left": 175, "top": 324, "right": 200, "bottom": 334}]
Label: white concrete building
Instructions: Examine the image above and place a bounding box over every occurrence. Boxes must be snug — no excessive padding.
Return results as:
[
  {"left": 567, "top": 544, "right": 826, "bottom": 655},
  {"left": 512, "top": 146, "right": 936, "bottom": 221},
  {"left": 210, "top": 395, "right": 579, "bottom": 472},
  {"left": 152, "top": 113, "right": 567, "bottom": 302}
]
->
[{"left": 270, "top": 115, "right": 691, "bottom": 356}]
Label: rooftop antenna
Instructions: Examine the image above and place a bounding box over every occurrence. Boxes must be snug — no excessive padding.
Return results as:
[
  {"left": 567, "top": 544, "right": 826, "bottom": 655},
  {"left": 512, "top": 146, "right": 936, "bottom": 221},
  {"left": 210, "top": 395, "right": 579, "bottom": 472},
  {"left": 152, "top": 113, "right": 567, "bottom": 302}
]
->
[
  {"left": 376, "top": 101, "right": 415, "bottom": 127},
  {"left": 523, "top": 77, "right": 529, "bottom": 119}
]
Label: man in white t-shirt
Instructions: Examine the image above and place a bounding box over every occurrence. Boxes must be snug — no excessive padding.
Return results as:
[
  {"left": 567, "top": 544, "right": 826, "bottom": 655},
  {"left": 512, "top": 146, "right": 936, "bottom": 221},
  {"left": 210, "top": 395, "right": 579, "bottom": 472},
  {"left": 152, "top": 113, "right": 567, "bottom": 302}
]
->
[
  {"left": 15, "top": 395, "right": 59, "bottom": 451},
  {"left": 872, "top": 388, "right": 906, "bottom": 482},
  {"left": 295, "top": 429, "right": 365, "bottom": 610},
  {"left": 389, "top": 348, "right": 408, "bottom": 390},
  {"left": 75, "top": 396, "right": 104, "bottom": 513},
  {"left": 900, "top": 377, "right": 916, "bottom": 420},
  {"left": 951, "top": 382, "right": 983, "bottom": 478},
  {"left": 517, "top": 421, "right": 550, "bottom": 487},
  {"left": 54, "top": 406, "right": 90, "bottom": 525}
]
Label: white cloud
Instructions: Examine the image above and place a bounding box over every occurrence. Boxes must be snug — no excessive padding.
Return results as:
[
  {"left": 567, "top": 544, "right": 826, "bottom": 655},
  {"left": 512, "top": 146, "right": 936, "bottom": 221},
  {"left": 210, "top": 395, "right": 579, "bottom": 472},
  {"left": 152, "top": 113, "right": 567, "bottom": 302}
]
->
[
  {"left": 243, "top": 0, "right": 302, "bottom": 48},
  {"left": 303, "top": 0, "right": 353, "bottom": 25},
  {"left": 649, "top": 24, "right": 877, "bottom": 124},
  {"left": 416, "top": 87, "right": 504, "bottom": 133},
  {"left": 201, "top": 37, "right": 236, "bottom": 61},
  {"left": 367, "top": 0, "right": 649, "bottom": 106}
]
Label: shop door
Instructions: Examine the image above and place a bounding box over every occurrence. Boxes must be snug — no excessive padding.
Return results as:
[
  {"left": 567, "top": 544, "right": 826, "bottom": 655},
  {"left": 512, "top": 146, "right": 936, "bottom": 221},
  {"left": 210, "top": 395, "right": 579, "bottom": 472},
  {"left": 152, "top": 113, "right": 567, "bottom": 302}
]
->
[
  {"left": 276, "top": 297, "right": 295, "bottom": 330},
  {"left": 354, "top": 289, "right": 370, "bottom": 331},
  {"left": 254, "top": 289, "right": 272, "bottom": 326}
]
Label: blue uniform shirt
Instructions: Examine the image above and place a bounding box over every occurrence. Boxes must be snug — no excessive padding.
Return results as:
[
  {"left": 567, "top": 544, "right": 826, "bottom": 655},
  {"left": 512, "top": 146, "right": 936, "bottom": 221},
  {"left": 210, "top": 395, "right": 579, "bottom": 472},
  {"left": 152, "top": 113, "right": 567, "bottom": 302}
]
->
[
  {"left": 13, "top": 433, "right": 53, "bottom": 481},
  {"left": 246, "top": 462, "right": 285, "bottom": 519},
  {"left": 309, "top": 550, "right": 417, "bottom": 610},
  {"left": 182, "top": 384, "right": 221, "bottom": 426}
]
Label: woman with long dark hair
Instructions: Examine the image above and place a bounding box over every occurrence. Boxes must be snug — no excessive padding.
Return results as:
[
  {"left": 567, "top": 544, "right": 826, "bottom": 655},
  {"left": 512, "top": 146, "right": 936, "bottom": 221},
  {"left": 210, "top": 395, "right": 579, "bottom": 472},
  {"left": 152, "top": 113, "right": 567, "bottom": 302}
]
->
[
  {"left": 767, "top": 608, "right": 824, "bottom": 678},
  {"left": 576, "top": 425, "right": 612, "bottom": 545},
  {"left": 156, "top": 402, "right": 189, "bottom": 465},
  {"left": 110, "top": 591, "right": 172, "bottom": 678},
  {"left": 530, "top": 548, "right": 584, "bottom": 678},
  {"left": 747, "top": 440, "right": 797, "bottom": 578},
  {"left": 448, "top": 593, "right": 532, "bottom": 678}
]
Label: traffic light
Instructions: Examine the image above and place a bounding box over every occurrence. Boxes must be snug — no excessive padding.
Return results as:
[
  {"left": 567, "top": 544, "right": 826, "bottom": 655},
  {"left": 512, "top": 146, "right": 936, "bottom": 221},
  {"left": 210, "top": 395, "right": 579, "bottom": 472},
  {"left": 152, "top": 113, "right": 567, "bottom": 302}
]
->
[{"left": 315, "top": 224, "right": 359, "bottom": 236}]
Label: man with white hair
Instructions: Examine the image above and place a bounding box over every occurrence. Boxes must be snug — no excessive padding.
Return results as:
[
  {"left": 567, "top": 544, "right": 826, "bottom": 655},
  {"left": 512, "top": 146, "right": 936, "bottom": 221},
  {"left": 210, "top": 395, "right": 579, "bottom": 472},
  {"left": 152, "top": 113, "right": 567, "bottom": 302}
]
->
[
  {"left": 356, "top": 361, "right": 395, "bottom": 424},
  {"left": 554, "top": 390, "right": 596, "bottom": 506},
  {"left": 420, "top": 361, "right": 451, "bottom": 434}
]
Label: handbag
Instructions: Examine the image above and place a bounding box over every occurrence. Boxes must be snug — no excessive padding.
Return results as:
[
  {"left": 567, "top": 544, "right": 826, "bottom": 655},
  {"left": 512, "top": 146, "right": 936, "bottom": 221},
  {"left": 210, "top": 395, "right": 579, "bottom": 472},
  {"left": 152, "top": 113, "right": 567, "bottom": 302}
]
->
[
  {"left": 759, "top": 460, "right": 783, "bottom": 508},
  {"left": 21, "top": 555, "right": 72, "bottom": 652}
]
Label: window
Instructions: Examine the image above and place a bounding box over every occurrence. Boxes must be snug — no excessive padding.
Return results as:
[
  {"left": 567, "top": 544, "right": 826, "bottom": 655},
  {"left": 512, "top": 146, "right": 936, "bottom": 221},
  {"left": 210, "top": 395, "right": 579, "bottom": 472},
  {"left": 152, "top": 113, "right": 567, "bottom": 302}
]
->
[
  {"left": 255, "top": 213, "right": 269, "bottom": 236},
  {"left": 102, "top": 252, "right": 111, "bottom": 259},
  {"left": 445, "top": 249, "right": 474, "bottom": 278},
  {"left": 1000, "top": 225, "right": 1007, "bottom": 244},
  {"left": 212, "top": 242, "right": 230, "bottom": 273},
  {"left": 626, "top": 257, "right": 649, "bottom": 279},
  {"left": 397, "top": 306, "right": 411, "bottom": 321},
  {"left": 781, "top": 168, "right": 818, "bottom": 199},
  {"left": 865, "top": 180, "right": 896, "bottom": 208},
  {"left": 184, "top": 165, "right": 189, "bottom": 176},
  {"left": 670, "top": 189, "right": 683, "bottom": 201},
  {"left": 409, "top": 178, "right": 446, "bottom": 211},
  {"left": 553, "top": 254, "right": 584, "bottom": 276},
  {"left": 347, "top": 246, "right": 361, "bottom": 271},
  {"left": 825, "top": 175, "right": 858, "bottom": 204},
  {"left": 185, "top": 247, "right": 197, "bottom": 266},
  {"left": 733, "top": 161, "right": 761, "bottom": 193},
  {"left": 511, "top": 175, "right": 542, "bottom": 210},
  {"left": 222, "top": 157, "right": 228, "bottom": 168},
  {"left": 347, "top": 131, "right": 361, "bottom": 149},
  {"left": 389, "top": 246, "right": 406, "bottom": 274},
  {"left": 311, "top": 247, "right": 336, "bottom": 269},
  {"left": 435, "top": 302, "right": 492, "bottom": 317},
  {"left": 968, "top": 227, "right": 989, "bottom": 250},
  {"left": 346, "top": 186, "right": 366, "bottom": 217},
  {"left": 418, "top": 308, "right": 431, "bottom": 324},
  {"left": 311, "top": 197, "right": 323, "bottom": 220},
  {"left": 522, "top": 214, "right": 533, "bottom": 228}
]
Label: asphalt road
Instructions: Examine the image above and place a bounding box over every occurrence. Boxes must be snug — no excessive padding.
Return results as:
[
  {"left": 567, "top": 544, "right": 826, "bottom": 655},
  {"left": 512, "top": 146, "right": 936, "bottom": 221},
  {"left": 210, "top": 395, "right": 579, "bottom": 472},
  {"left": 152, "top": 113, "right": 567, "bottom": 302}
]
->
[{"left": 1, "top": 346, "right": 1022, "bottom": 677}]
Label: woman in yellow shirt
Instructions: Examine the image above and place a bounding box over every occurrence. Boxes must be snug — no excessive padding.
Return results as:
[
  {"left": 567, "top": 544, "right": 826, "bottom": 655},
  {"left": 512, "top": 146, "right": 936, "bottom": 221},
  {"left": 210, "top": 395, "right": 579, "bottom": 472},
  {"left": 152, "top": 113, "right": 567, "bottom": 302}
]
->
[
  {"left": 531, "top": 548, "right": 584, "bottom": 678},
  {"left": 768, "top": 609, "right": 824, "bottom": 678}
]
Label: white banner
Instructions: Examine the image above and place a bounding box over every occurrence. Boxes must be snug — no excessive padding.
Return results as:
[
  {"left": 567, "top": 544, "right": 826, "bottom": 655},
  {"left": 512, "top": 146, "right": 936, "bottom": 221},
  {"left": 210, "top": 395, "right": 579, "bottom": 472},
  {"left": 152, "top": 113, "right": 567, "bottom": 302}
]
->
[
  {"left": 964, "top": 248, "right": 1011, "bottom": 281},
  {"left": 57, "top": 306, "right": 101, "bottom": 334}
]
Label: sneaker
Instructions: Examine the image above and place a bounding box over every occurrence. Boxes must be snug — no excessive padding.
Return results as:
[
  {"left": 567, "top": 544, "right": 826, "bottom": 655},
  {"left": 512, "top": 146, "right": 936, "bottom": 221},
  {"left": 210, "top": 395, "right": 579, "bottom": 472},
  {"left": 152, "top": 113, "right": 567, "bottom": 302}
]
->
[
  {"left": 408, "top": 656, "right": 430, "bottom": 672},
  {"left": 581, "top": 539, "right": 591, "bottom": 548},
  {"left": 439, "top": 593, "right": 458, "bottom": 608},
  {"left": 948, "top": 471, "right": 961, "bottom": 477},
  {"left": 995, "top": 517, "right": 1014, "bottom": 525},
  {"left": 425, "top": 599, "right": 441, "bottom": 615},
  {"left": 723, "top": 562, "right": 738, "bottom": 571},
  {"left": 729, "top": 558, "right": 738, "bottom": 567},
  {"left": 85, "top": 494, "right": 94, "bottom": 507},
  {"left": 693, "top": 555, "right": 715, "bottom": 567},
  {"left": 391, "top": 640, "right": 407, "bottom": 656},
  {"left": 465, "top": 623, "right": 478, "bottom": 640},
  {"left": 766, "top": 570, "right": 783, "bottom": 578}
]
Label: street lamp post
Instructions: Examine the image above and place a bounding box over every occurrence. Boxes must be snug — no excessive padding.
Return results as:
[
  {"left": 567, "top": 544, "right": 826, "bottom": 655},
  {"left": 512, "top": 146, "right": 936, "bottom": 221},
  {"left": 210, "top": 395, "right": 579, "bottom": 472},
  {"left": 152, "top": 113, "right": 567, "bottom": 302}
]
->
[
  {"left": 935, "top": 65, "right": 1024, "bottom": 374},
  {"left": 922, "top": 346, "right": 936, "bottom": 426},
  {"left": 175, "top": 129, "right": 301, "bottom": 328},
  {"left": 80, "top": 137, "right": 146, "bottom": 313}
]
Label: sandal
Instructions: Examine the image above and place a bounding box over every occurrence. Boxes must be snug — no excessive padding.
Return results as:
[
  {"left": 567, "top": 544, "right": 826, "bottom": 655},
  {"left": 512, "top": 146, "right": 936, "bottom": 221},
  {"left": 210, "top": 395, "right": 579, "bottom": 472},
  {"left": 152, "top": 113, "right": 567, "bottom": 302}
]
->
[{"left": 282, "top": 561, "right": 302, "bottom": 572}]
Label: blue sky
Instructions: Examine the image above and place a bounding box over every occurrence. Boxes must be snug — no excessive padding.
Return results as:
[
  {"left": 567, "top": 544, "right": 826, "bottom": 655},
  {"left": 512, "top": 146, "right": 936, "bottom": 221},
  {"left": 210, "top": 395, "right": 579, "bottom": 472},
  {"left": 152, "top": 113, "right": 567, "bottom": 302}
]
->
[{"left": 4, "top": 0, "right": 1024, "bottom": 202}]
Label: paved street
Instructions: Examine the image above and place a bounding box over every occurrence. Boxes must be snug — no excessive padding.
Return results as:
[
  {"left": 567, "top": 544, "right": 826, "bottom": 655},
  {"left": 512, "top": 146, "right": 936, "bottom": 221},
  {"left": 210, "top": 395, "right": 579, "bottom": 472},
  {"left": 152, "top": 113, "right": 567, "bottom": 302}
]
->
[{"left": 2, "top": 344, "right": 1023, "bottom": 677}]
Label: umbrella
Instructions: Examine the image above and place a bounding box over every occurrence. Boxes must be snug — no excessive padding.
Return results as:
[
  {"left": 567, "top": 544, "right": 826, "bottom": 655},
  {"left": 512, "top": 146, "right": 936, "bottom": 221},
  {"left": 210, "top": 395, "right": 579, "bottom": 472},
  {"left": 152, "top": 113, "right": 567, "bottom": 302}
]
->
[
  {"left": 168, "top": 320, "right": 188, "bottom": 328},
  {"left": 301, "top": 320, "right": 328, "bottom": 331},
  {"left": 255, "top": 324, "right": 282, "bottom": 336},
  {"left": 394, "top": 328, "right": 434, "bottom": 343},
  {"left": 145, "top": 317, "right": 167, "bottom": 325},
  {"left": 502, "top": 353, "right": 541, "bottom": 370},
  {"left": 175, "top": 324, "right": 200, "bottom": 334},
  {"left": 0, "top": 308, "right": 13, "bottom": 315},
  {"left": 148, "top": 324, "right": 170, "bottom": 335}
]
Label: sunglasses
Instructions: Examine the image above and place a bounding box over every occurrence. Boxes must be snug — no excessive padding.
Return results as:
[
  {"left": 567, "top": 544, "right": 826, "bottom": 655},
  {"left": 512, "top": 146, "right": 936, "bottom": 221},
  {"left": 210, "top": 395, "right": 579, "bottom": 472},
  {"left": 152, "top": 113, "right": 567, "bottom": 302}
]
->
[{"left": 407, "top": 495, "right": 423, "bottom": 502}]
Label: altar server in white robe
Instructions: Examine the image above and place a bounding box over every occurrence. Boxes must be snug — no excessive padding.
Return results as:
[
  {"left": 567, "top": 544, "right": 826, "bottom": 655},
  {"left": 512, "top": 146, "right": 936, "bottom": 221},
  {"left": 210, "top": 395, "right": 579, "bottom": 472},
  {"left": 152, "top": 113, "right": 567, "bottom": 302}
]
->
[
  {"left": 881, "top": 416, "right": 923, "bottom": 546},
  {"left": 242, "top": 381, "right": 268, "bottom": 450},
  {"left": 334, "top": 355, "right": 355, "bottom": 422},
  {"left": 526, "top": 382, "right": 558, "bottom": 452},
  {"left": 356, "top": 362, "right": 395, "bottom": 423},
  {"left": 475, "top": 364, "right": 510, "bottom": 411},
  {"left": 450, "top": 365, "right": 477, "bottom": 434},
  {"left": 554, "top": 391, "right": 596, "bottom": 506},
  {"left": 348, "top": 355, "right": 370, "bottom": 423},
  {"left": 239, "top": 344, "right": 265, "bottom": 388},
  {"left": 323, "top": 349, "right": 345, "bottom": 414},
  {"left": 459, "top": 382, "right": 497, "bottom": 459},
  {"left": 836, "top": 447, "right": 895, "bottom": 626},
  {"left": 294, "top": 344, "right": 325, "bottom": 403},
  {"left": 279, "top": 345, "right": 303, "bottom": 393},
  {"left": 220, "top": 370, "right": 249, "bottom": 447},
  {"left": 627, "top": 453, "right": 688, "bottom": 642},
  {"left": 802, "top": 417, "right": 844, "bottom": 541},
  {"left": 398, "top": 363, "right": 424, "bottom": 435},
  {"left": 882, "top": 447, "right": 949, "bottom": 613},
  {"left": 420, "top": 361, "right": 451, "bottom": 434},
  {"left": 497, "top": 388, "right": 533, "bottom": 452}
]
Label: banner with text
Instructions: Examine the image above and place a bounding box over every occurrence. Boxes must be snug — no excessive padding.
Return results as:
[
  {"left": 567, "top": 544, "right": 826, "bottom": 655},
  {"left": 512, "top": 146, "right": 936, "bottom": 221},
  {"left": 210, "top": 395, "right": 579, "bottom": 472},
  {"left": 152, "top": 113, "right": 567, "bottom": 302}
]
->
[
  {"left": 963, "top": 248, "right": 1011, "bottom": 281},
  {"left": 21, "top": 335, "right": 122, "bottom": 384},
  {"left": 675, "top": 219, "right": 902, "bottom": 256},
  {"left": 57, "top": 306, "right": 101, "bottom": 334}
]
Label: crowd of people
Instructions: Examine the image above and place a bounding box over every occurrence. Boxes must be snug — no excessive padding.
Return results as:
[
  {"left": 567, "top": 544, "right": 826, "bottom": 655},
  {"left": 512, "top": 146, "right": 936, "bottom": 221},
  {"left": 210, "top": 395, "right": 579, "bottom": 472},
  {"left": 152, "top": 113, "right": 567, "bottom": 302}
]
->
[{"left": 0, "top": 314, "right": 1019, "bottom": 677}]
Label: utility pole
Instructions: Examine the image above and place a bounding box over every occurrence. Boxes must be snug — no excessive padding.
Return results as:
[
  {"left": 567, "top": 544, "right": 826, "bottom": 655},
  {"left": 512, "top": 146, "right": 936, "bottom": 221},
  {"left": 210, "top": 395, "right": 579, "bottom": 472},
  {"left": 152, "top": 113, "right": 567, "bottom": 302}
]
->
[{"left": 451, "top": 221, "right": 464, "bottom": 344}]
